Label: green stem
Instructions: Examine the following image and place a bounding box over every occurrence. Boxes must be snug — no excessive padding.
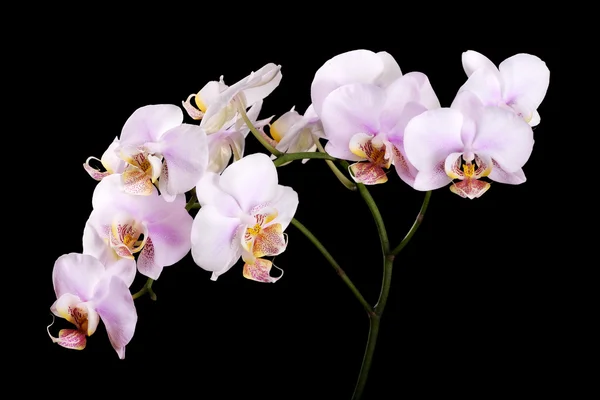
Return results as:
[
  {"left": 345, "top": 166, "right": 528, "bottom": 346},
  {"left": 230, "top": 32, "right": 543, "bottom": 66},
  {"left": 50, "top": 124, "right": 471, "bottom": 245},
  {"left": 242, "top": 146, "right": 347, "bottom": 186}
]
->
[
  {"left": 352, "top": 313, "right": 380, "bottom": 399},
  {"left": 236, "top": 101, "right": 282, "bottom": 157},
  {"left": 312, "top": 135, "right": 357, "bottom": 191},
  {"left": 351, "top": 183, "right": 394, "bottom": 400},
  {"left": 356, "top": 183, "right": 390, "bottom": 254},
  {"left": 132, "top": 278, "right": 157, "bottom": 301},
  {"left": 391, "top": 191, "right": 432, "bottom": 256},
  {"left": 272, "top": 152, "right": 336, "bottom": 166},
  {"left": 290, "top": 218, "right": 374, "bottom": 316},
  {"left": 185, "top": 191, "right": 199, "bottom": 212}
]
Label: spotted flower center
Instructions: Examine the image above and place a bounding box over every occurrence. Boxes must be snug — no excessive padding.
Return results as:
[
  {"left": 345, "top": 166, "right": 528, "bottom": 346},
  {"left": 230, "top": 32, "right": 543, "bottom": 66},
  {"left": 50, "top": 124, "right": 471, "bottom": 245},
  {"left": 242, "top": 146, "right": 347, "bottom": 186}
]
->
[
  {"left": 109, "top": 219, "right": 147, "bottom": 258},
  {"left": 447, "top": 154, "right": 492, "bottom": 199},
  {"left": 241, "top": 208, "right": 286, "bottom": 264}
]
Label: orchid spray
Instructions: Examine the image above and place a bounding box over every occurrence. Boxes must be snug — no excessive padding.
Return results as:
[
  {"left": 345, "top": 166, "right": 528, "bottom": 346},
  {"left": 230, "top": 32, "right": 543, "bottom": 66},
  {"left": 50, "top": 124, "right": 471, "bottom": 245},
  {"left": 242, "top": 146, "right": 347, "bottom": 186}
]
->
[{"left": 48, "top": 49, "right": 550, "bottom": 399}]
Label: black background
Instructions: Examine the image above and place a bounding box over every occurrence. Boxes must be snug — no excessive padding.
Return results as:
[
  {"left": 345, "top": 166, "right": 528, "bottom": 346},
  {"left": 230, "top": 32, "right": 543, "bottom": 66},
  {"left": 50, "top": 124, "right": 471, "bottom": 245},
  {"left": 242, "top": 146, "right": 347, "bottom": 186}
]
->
[{"left": 28, "top": 28, "right": 562, "bottom": 399}]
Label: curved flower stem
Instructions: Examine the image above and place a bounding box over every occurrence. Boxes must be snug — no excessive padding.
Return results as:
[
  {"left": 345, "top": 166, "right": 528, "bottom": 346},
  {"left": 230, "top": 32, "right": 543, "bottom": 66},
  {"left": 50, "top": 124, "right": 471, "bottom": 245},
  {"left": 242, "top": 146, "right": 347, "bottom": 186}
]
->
[
  {"left": 356, "top": 183, "right": 390, "bottom": 255},
  {"left": 273, "top": 152, "right": 337, "bottom": 166},
  {"left": 312, "top": 135, "right": 357, "bottom": 191},
  {"left": 351, "top": 183, "right": 393, "bottom": 400},
  {"left": 391, "top": 191, "right": 432, "bottom": 256},
  {"left": 236, "top": 102, "right": 282, "bottom": 157},
  {"left": 291, "top": 218, "right": 374, "bottom": 316},
  {"left": 132, "top": 278, "right": 157, "bottom": 301}
]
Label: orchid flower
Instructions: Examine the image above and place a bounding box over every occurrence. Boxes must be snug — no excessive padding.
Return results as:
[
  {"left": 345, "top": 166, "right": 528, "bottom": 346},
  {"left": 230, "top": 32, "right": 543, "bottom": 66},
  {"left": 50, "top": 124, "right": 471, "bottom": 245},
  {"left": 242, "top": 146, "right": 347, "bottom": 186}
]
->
[
  {"left": 115, "top": 104, "right": 208, "bottom": 201},
  {"left": 320, "top": 73, "right": 440, "bottom": 185},
  {"left": 207, "top": 100, "right": 272, "bottom": 174},
  {"left": 403, "top": 91, "right": 535, "bottom": 199},
  {"left": 311, "top": 49, "right": 403, "bottom": 117},
  {"left": 191, "top": 153, "right": 298, "bottom": 282},
  {"left": 182, "top": 63, "right": 282, "bottom": 134},
  {"left": 459, "top": 50, "right": 550, "bottom": 126},
  {"left": 48, "top": 253, "right": 137, "bottom": 359},
  {"left": 83, "top": 137, "right": 126, "bottom": 181},
  {"left": 267, "top": 104, "right": 324, "bottom": 164},
  {"left": 83, "top": 174, "right": 193, "bottom": 283}
]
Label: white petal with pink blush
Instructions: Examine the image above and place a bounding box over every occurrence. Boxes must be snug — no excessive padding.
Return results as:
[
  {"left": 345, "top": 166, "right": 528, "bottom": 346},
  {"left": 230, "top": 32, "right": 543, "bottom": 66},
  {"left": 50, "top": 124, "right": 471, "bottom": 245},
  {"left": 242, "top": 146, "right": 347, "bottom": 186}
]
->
[
  {"left": 83, "top": 174, "right": 193, "bottom": 281},
  {"left": 459, "top": 50, "right": 550, "bottom": 126},
  {"left": 320, "top": 72, "right": 440, "bottom": 186},
  {"left": 311, "top": 49, "right": 403, "bottom": 116},
  {"left": 113, "top": 104, "right": 208, "bottom": 199},
  {"left": 48, "top": 253, "right": 137, "bottom": 359},
  {"left": 191, "top": 153, "right": 298, "bottom": 283}
]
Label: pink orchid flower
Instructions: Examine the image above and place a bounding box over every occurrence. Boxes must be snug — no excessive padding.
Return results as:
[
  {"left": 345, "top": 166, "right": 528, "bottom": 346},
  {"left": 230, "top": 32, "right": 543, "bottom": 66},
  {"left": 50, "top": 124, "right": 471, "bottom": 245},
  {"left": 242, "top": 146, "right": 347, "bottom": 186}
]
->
[
  {"left": 404, "top": 91, "right": 534, "bottom": 199},
  {"left": 459, "top": 50, "right": 550, "bottom": 126},
  {"left": 116, "top": 104, "right": 209, "bottom": 201},
  {"left": 83, "top": 174, "right": 193, "bottom": 283},
  {"left": 191, "top": 153, "right": 298, "bottom": 282},
  {"left": 48, "top": 253, "right": 137, "bottom": 359},
  {"left": 320, "top": 73, "right": 440, "bottom": 185}
]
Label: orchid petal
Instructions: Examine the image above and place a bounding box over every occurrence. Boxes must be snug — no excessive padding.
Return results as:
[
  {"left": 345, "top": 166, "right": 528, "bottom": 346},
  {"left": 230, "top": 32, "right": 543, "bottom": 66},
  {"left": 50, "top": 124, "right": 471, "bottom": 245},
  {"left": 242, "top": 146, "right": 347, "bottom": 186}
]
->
[
  {"left": 52, "top": 253, "right": 105, "bottom": 301},
  {"left": 488, "top": 163, "right": 527, "bottom": 185},
  {"left": 270, "top": 108, "right": 301, "bottom": 143},
  {"left": 269, "top": 185, "right": 298, "bottom": 231},
  {"left": 195, "top": 172, "right": 242, "bottom": 217},
  {"left": 529, "top": 110, "right": 541, "bottom": 127},
  {"left": 82, "top": 222, "right": 137, "bottom": 287},
  {"left": 321, "top": 83, "right": 385, "bottom": 155},
  {"left": 155, "top": 124, "right": 208, "bottom": 198},
  {"left": 241, "top": 63, "right": 283, "bottom": 106},
  {"left": 182, "top": 94, "right": 204, "bottom": 120},
  {"left": 190, "top": 204, "right": 243, "bottom": 280},
  {"left": 243, "top": 258, "right": 283, "bottom": 283},
  {"left": 472, "top": 107, "right": 534, "bottom": 172},
  {"left": 462, "top": 50, "right": 497, "bottom": 77},
  {"left": 120, "top": 105, "right": 183, "bottom": 145},
  {"left": 195, "top": 80, "right": 224, "bottom": 113},
  {"left": 449, "top": 178, "right": 491, "bottom": 199},
  {"left": 458, "top": 67, "right": 503, "bottom": 106},
  {"left": 92, "top": 174, "right": 184, "bottom": 224},
  {"left": 48, "top": 328, "right": 87, "bottom": 350},
  {"left": 93, "top": 275, "right": 137, "bottom": 359},
  {"left": 405, "top": 72, "right": 441, "bottom": 110},
  {"left": 207, "top": 133, "right": 233, "bottom": 174},
  {"left": 373, "top": 51, "right": 403, "bottom": 87},
  {"left": 101, "top": 137, "right": 126, "bottom": 174},
  {"left": 83, "top": 158, "right": 111, "bottom": 181},
  {"left": 450, "top": 90, "right": 485, "bottom": 121},
  {"left": 121, "top": 167, "right": 154, "bottom": 196},
  {"left": 391, "top": 144, "right": 418, "bottom": 187},
  {"left": 83, "top": 138, "right": 125, "bottom": 180},
  {"left": 252, "top": 223, "right": 287, "bottom": 258},
  {"left": 311, "top": 49, "right": 388, "bottom": 115},
  {"left": 218, "top": 153, "right": 278, "bottom": 213},
  {"left": 349, "top": 162, "right": 388, "bottom": 185},
  {"left": 499, "top": 53, "right": 550, "bottom": 116},
  {"left": 403, "top": 108, "right": 465, "bottom": 173},
  {"left": 139, "top": 210, "right": 193, "bottom": 279}
]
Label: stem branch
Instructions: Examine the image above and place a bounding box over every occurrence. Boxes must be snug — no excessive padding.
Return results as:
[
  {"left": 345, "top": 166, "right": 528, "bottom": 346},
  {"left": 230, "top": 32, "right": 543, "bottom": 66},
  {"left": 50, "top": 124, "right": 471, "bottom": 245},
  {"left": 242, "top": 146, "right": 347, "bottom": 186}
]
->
[{"left": 291, "top": 218, "right": 373, "bottom": 315}]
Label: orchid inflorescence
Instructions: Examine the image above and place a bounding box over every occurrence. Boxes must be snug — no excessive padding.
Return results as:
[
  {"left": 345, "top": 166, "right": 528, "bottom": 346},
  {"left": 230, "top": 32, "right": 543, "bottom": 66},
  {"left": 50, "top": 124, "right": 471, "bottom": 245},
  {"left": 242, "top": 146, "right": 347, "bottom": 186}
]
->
[{"left": 47, "top": 49, "right": 549, "bottom": 398}]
